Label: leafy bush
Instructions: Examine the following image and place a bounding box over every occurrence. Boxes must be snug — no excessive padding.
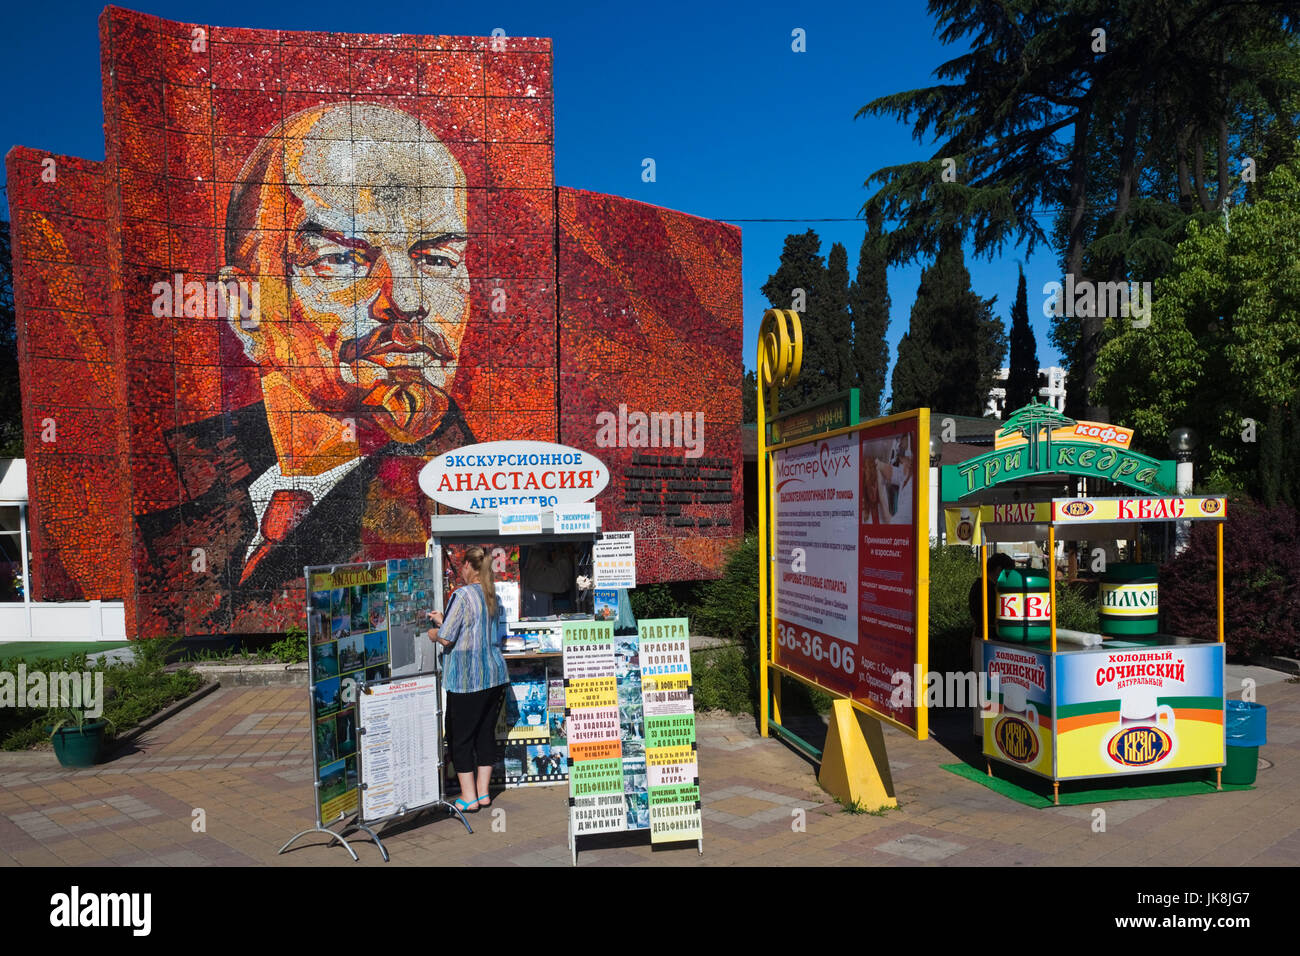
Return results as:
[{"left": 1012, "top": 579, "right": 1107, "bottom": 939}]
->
[
  {"left": 1, "top": 638, "right": 205, "bottom": 751},
  {"left": 1160, "top": 499, "right": 1299, "bottom": 658},
  {"left": 268, "top": 625, "right": 308, "bottom": 663},
  {"left": 628, "top": 582, "right": 693, "bottom": 621},
  {"left": 692, "top": 533, "right": 759, "bottom": 641},
  {"left": 1055, "top": 579, "right": 1100, "bottom": 633},
  {"left": 929, "top": 545, "right": 979, "bottom": 673},
  {"left": 690, "top": 644, "right": 757, "bottom": 713}
]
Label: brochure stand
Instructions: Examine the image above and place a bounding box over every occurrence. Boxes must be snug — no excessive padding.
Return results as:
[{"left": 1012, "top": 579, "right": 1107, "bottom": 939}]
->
[
  {"left": 565, "top": 618, "right": 704, "bottom": 865},
  {"left": 282, "top": 557, "right": 448, "bottom": 861}
]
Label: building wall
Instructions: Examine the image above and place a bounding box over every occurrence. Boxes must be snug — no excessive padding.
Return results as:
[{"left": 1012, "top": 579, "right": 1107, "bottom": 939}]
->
[
  {"left": 986, "top": 366, "right": 1068, "bottom": 418},
  {"left": 8, "top": 9, "right": 742, "bottom": 637},
  {"left": 557, "top": 188, "right": 743, "bottom": 582},
  {"left": 6, "top": 150, "right": 131, "bottom": 604}
]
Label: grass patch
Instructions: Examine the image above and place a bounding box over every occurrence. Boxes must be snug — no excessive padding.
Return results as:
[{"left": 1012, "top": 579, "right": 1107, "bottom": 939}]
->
[
  {"left": 834, "top": 796, "right": 899, "bottom": 815},
  {"left": 0, "top": 641, "right": 131, "bottom": 664}
]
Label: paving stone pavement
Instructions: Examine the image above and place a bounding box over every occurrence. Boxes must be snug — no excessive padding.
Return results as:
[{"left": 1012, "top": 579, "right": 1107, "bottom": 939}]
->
[{"left": 0, "top": 676, "right": 1295, "bottom": 867}]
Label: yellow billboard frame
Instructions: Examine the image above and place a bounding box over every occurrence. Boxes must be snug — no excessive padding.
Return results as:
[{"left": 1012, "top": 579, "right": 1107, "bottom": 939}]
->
[
  {"left": 756, "top": 310, "right": 927, "bottom": 807},
  {"left": 760, "top": 407, "right": 931, "bottom": 740}
]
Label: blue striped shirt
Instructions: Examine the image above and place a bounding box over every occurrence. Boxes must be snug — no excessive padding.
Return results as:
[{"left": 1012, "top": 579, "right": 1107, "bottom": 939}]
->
[{"left": 440, "top": 583, "right": 509, "bottom": 694}]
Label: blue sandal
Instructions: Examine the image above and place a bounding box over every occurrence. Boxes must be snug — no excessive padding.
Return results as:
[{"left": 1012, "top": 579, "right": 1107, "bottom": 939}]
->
[{"left": 453, "top": 797, "right": 479, "bottom": 814}]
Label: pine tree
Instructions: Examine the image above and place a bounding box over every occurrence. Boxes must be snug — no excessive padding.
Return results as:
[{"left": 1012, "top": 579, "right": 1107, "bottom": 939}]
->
[
  {"left": 890, "top": 234, "right": 1006, "bottom": 416},
  {"left": 761, "top": 230, "right": 833, "bottom": 408},
  {"left": 1004, "top": 265, "right": 1039, "bottom": 413},
  {"left": 848, "top": 214, "right": 890, "bottom": 418}
]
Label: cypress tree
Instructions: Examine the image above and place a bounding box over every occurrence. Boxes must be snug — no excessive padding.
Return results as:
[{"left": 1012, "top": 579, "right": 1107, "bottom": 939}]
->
[
  {"left": 1004, "top": 265, "right": 1039, "bottom": 413},
  {"left": 849, "top": 213, "right": 890, "bottom": 419},
  {"left": 890, "top": 234, "right": 1006, "bottom": 416},
  {"left": 824, "top": 242, "right": 853, "bottom": 397},
  {"left": 761, "top": 230, "right": 833, "bottom": 408}
]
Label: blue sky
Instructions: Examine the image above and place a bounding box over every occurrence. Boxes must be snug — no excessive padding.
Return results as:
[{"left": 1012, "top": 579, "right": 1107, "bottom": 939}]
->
[{"left": 0, "top": 0, "right": 1066, "bottom": 392}]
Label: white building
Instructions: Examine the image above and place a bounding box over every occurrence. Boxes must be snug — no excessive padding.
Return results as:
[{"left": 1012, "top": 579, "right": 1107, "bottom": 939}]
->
[{"left": 986, "top": 366, "right": 1068, "bottom": 418}]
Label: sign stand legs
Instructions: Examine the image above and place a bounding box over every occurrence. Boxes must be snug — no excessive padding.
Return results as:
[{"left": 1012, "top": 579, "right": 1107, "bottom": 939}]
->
[
  {"left": 442, "top": 799, "right": 475, "bottom": 834},
  {"left": 818, "top": 700, "right": 897, "bottom": 811},
  {"left": 338, "top": 819, "right": 391, "bottom": 861},
  {"left": 278, "top": 818, "right": 363, "bottom": 862}
]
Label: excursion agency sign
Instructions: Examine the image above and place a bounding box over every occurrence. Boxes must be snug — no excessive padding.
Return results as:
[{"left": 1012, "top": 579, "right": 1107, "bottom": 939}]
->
[
  {"left": 772, "top": 410, "right": 928, "bottom": 736},
  {"left": 419, "top": 441, "right": 609, "bottom": 512}
]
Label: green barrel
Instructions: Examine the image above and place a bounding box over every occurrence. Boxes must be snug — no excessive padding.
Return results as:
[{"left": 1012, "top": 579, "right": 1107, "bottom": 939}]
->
[
  {"left": 1100, "top": 563, "right": 1159, "bottom": 637},
  {"left": 995, "top": 568, "right": 1052, "bottom": 642}
]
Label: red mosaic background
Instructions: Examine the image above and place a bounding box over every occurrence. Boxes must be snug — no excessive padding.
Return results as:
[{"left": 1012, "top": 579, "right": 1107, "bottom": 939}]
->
[
  {"left": 7, "top": 7, "right": 742, "bottom": 638},
  {"left": 7, "top": 150, "right": 130, "bottom": 603},
  {"left": 558, "top": 188, "right": 743, "bottom": 581}
]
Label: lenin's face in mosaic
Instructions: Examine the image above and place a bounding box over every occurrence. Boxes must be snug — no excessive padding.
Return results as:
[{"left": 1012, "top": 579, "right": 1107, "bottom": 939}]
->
[{"left": 223, "top": 104, "right": 469, "bottom": 450}]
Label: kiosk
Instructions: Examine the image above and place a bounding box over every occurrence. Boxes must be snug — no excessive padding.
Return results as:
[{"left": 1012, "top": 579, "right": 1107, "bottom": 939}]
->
[
  {"left": 942, "top": 404, "right": 1229, "bottom": 804},
  {"left": 429, "top": 511, "right": 603, "bottom": 789}
]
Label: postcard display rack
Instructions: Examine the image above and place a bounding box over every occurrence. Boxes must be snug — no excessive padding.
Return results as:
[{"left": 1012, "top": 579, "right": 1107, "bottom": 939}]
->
[
  {"left": 565, "top": 617, "right": 703, "bottom": 865},
  {"left": 280, "top": 557, "right": 470, "bottom": 862},
  {"left": 429, "top": 512, "right": 603, "bottom": 791}
]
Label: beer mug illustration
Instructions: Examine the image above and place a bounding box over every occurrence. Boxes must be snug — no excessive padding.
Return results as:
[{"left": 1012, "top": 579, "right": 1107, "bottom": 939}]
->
[
  {"left": 1104, "top": 687, "right": 1178, "bottom": 769},
  {"left": 993, "top": 682, "right": 1040, "bottom": 764}
]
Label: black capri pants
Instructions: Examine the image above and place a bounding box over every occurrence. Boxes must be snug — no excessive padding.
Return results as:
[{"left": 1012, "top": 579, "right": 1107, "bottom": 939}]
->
[{"left": 447, "top": 683, "right": 508, "bottom": 771}]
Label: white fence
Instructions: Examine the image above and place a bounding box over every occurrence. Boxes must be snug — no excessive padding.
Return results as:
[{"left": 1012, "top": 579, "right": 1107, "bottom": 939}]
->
[{"left": 0, "top": 600, "right": 127, "bottom": 642}]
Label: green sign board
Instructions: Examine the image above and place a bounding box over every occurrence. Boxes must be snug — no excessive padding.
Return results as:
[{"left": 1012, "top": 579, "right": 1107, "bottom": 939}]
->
[
  {"left": 941, "top": 440, "right": 1177, "bottom": 500},
  {"left": 767, "top": 389, "right": 859, "bottom": 445}
]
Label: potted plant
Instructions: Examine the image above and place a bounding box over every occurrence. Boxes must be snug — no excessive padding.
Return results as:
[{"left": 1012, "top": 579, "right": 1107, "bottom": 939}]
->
[{"left": 47, "top": 707, "right": 115, "bottom": 768}]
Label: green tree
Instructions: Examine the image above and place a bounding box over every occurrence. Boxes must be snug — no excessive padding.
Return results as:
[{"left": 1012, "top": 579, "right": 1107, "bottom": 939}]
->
[
  {"left": 742, "top": 369, "right": 757, "bottom": 424},
  {"left": 0, "top": 216, "right": 21, "bottom": 458},
  {"left": 1005, "top": 265, "right": 1039, "bottom": 412},
  {"left": 860, "top": 1, "right": 1300, "bottom": 421},
  {"left": 848, "top": 213, "right": 890, "bottom": 418},
  {"left": 1094, "top": 157, "right": 1300, "bottom": 491},
  {"left": 824, "top": 242, "right": 853, "bottom": 395},
  {"left": 761, "top": 230, "right": 837, "bottom": 409},
  {"left": 890, "top": 234, "right": 1006, "bottom": 416}
]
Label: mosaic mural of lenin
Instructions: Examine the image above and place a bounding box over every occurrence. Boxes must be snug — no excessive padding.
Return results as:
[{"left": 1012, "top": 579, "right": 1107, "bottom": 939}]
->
[{"left": 135, "top": 103, "right": 479, "bottom": 629}]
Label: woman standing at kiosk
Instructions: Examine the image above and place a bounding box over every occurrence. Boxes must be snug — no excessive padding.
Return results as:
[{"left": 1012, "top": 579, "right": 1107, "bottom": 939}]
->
[{"left": 429, "top": 546, "right": 509, "bottom": 813}]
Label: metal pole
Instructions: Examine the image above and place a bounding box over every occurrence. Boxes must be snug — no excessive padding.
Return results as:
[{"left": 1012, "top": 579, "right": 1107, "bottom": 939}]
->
[
  {"left": 758, "top": 367, "right": 770, "bottom": 737},
  {"left": 21, "top": 503, "right": 32, "bottom": 640},
  {"left": 1216, "top": 522, "right": 1224, "bottom": 643},
  {"left": 1048, "top": 525, "right": 1057, "bottom": 654}
]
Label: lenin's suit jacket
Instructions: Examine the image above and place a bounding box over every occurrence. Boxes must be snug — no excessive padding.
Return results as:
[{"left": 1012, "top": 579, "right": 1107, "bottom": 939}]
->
[{"left": 134, "top": 400, "right": 473, "bottom": 634}]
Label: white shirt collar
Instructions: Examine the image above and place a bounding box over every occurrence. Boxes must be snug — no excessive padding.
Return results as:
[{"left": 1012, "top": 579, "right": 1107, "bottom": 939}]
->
[{"left": 245, "top": 457, "right": 364, "bottom": 560}]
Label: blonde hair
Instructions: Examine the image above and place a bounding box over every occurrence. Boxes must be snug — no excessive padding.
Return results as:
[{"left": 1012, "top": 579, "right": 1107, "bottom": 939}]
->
[{"left": 462, "top": 546, "right": 498, "bottom": 618}]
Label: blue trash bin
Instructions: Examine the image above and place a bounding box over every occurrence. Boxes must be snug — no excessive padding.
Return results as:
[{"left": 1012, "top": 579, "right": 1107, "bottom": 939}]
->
[{"left": 1223, "top": 700, "right": 1267, "bottom": 785}]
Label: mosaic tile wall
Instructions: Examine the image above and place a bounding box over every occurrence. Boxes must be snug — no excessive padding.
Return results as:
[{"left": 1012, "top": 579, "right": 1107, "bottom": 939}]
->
[
  {"left": 8, "top": 8, "right": 741, "bottom": 638},
  {"left": 557, "top": 188, "right": 743, "bottom": 581},
  {"left": 6, "top": 149, "right": 130, "bottom": 603}
]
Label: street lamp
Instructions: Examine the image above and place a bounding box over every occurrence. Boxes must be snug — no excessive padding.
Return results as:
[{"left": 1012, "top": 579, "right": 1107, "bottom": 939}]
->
[
  {"left": 929, "top": 432, "right": 944, "bottom": 545},
  {"left": 1168, "top": 426, "right": 1198, "bottom": 554}
]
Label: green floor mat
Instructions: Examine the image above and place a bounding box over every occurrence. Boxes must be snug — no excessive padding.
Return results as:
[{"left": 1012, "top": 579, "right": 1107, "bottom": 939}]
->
[{"left": 941, "top": 762, "right": 1253, "bottom": 808}]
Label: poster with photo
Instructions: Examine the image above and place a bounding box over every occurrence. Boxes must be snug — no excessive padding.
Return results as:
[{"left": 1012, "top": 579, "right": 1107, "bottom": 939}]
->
[
  {"left": 306, "top": 562, "right": 391, "bottom": 825},
  {"left": 385, "top": 557, "right": 438, "bottom": 677}
]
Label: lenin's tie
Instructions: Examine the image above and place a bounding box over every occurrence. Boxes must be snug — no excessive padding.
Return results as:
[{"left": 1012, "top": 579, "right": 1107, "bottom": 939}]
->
[{"left": 240, "top": 489, "right": 314, "bottom": 585}]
